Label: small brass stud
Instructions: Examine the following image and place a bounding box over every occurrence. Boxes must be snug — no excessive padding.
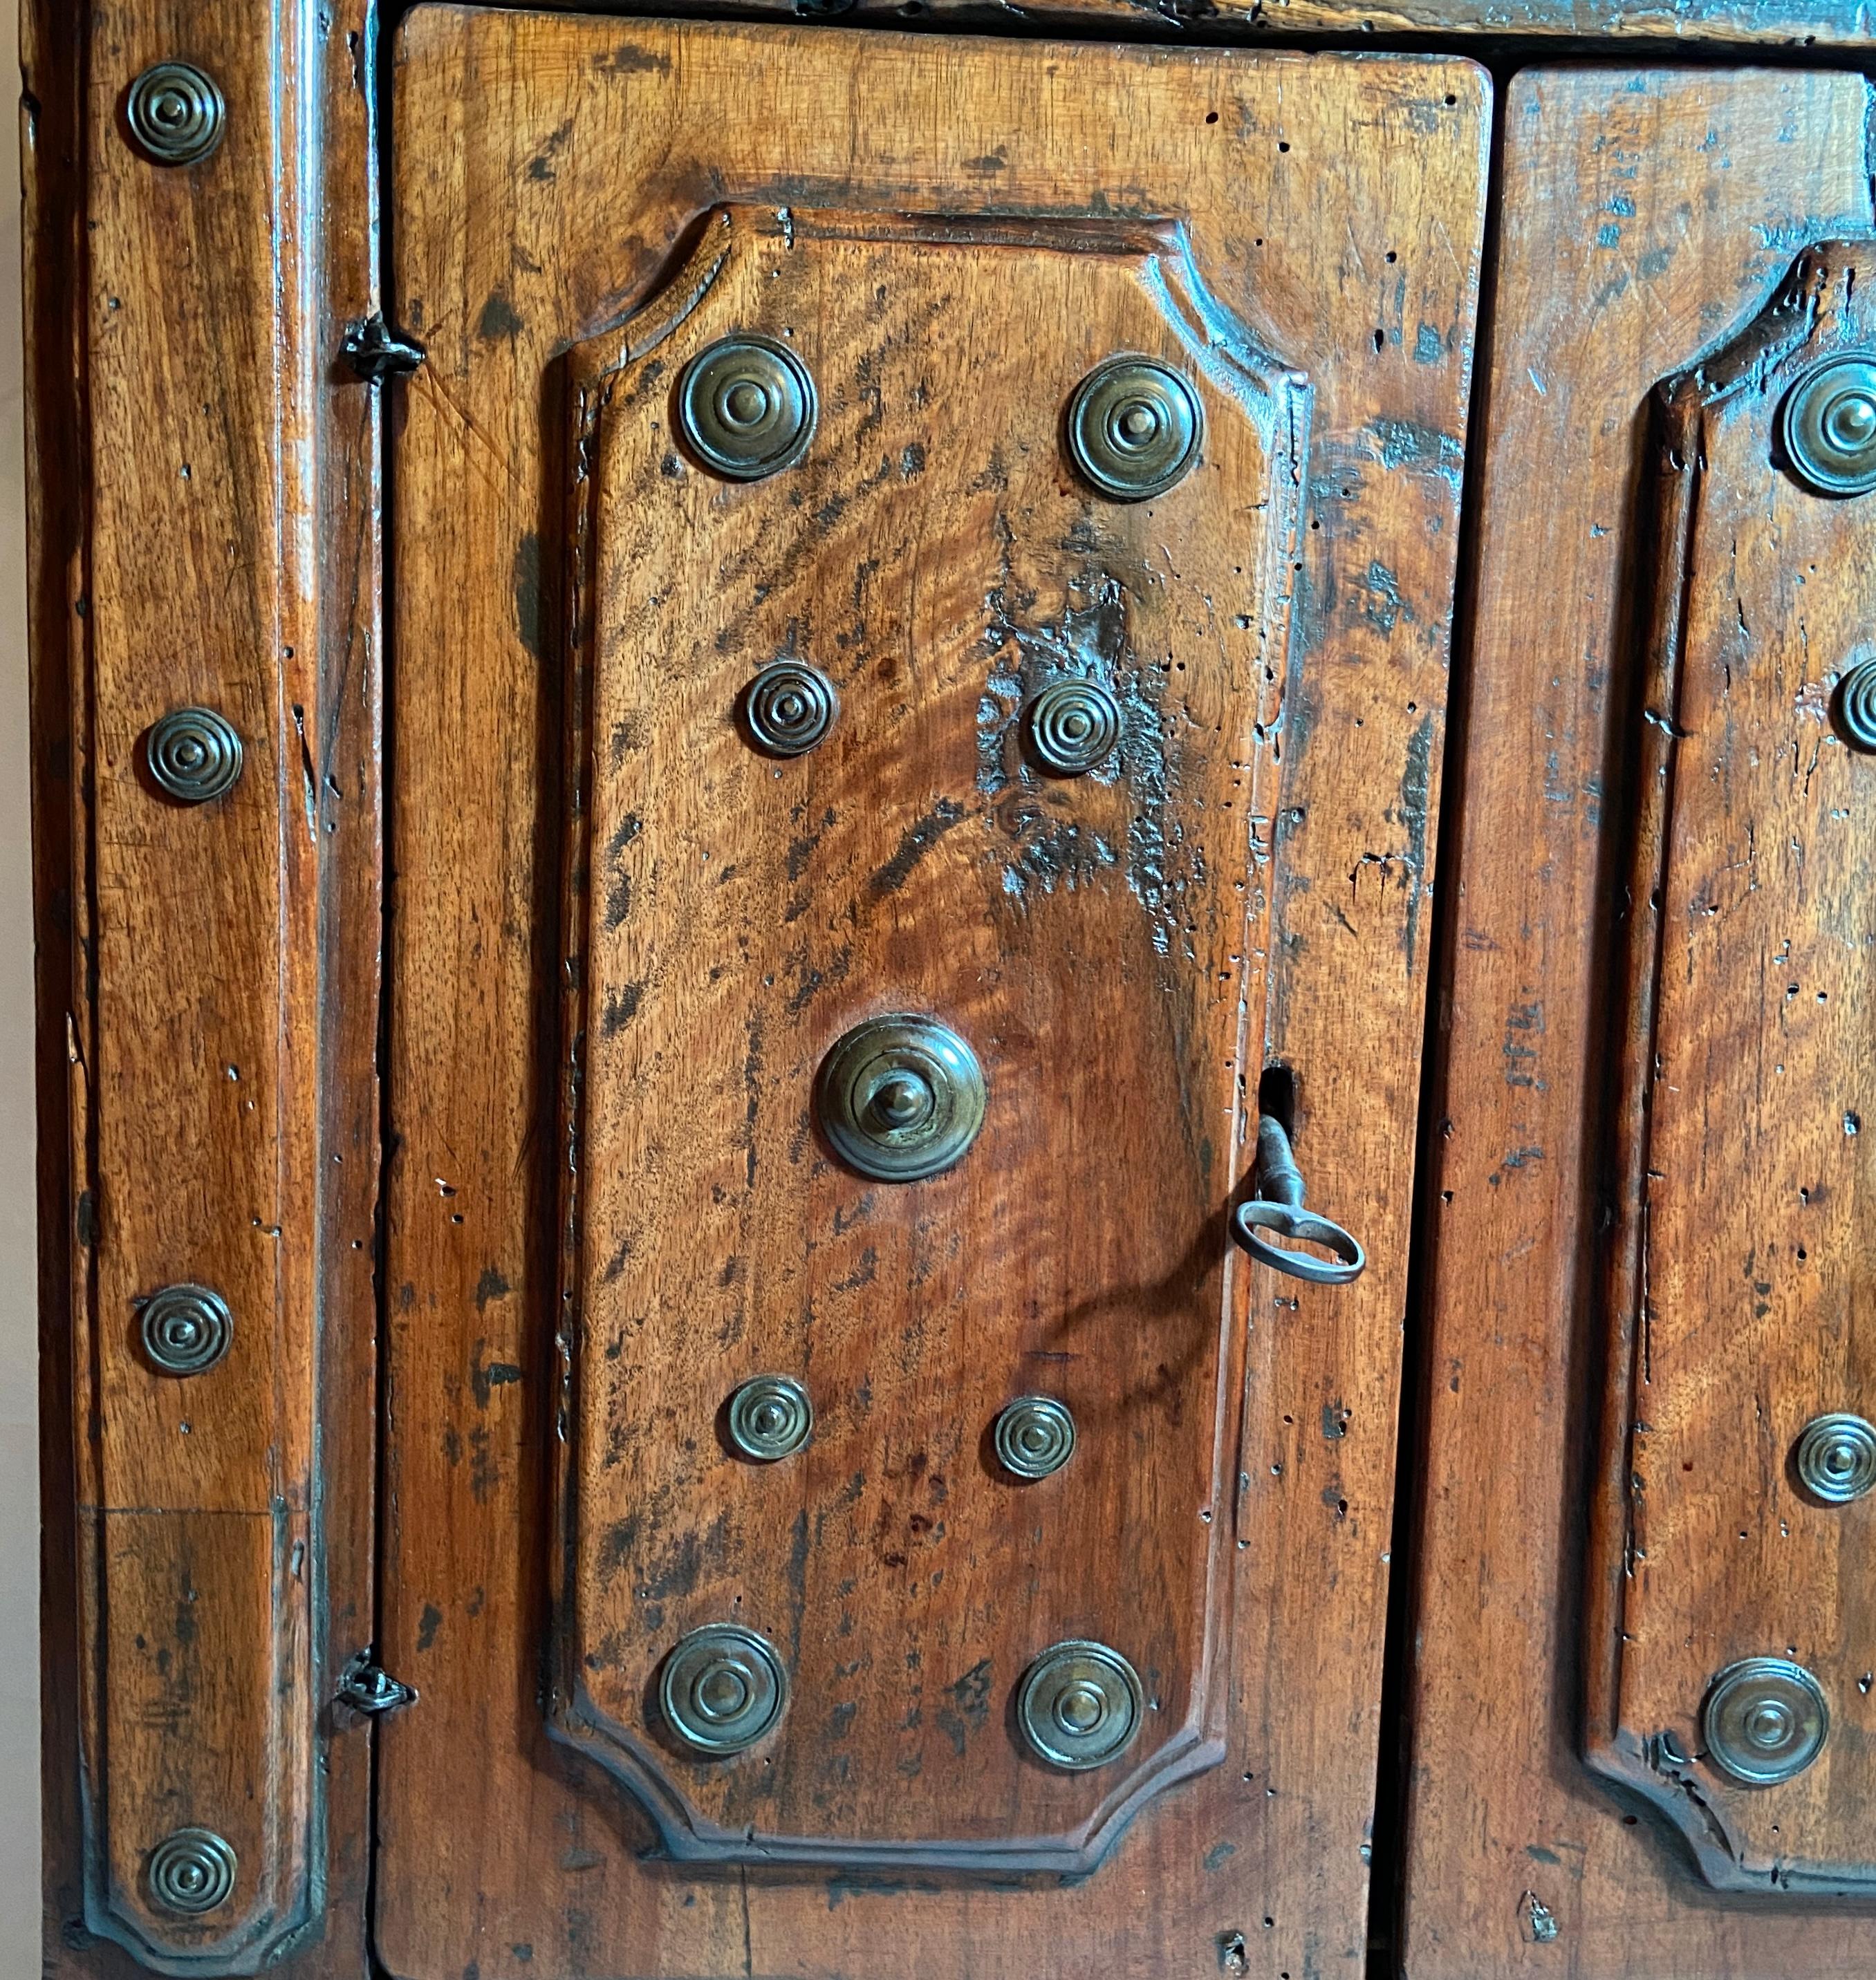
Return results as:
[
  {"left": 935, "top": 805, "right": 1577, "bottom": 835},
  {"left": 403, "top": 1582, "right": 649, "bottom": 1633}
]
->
[
  {"left": 1794, "top": 1412, "right": 1876, "bottom": 1503},
  {"left": 727, "top": 1376, "right": 813, "bottom": 1461},
  {"left": 1702, "top": 1657, "right": 1828, "bottom": 1786},
  {"left": 147, "top": 1827, "right": 237, "bottom": 1914},
  {"left": 742, "top": 662, "right": 837, "bottom": 757},
  {"left": 139, "top": 1283, "right": 233, "bottom": 1378},
  {"left": 147, "top": 708, "right": 243, "bottom": 804},
  {"left": 1832, "top": 660, "right": 1876, "bottom": 753},
  {"left": 1066, "top": 356, "right": 1202, "bottom": 501},
  {"left": 127, "top": 63, "right": 226, "bottom": 166},
  {"left": 659, "top": 1625, "right": 788, "bottom": 1755},
  {"left": 1016, "top": 1640, "right": 1144, "bottom": 1770},
  {"left": 993, "top": 1397, "right": 1076, "bottom": 1479},
  {"left": 1023, "top": 680, "right": 1121, "bottom": 776}
]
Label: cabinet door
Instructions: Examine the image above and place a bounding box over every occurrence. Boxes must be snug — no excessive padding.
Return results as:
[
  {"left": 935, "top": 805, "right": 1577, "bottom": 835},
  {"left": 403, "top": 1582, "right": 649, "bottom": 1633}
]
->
[
  {"left": 1402, "top": 65, "right": 1876, "bottom": 1980},
  {"left": 380, "top": 14, "right": 1485, "bottom": 1975}
]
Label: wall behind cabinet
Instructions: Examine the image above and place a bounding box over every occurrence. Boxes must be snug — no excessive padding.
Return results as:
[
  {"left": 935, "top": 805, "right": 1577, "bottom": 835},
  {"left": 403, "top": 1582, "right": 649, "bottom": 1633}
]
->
[
  {"left": 0, "top": 0, "right": 38, "bottom": 1966},
  {"left": 1, "top": 0, "right": 37, "bottom": 1967}
]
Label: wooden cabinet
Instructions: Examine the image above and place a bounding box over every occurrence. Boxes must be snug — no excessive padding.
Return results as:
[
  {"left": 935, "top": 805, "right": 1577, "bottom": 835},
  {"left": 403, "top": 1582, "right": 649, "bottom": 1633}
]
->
[{"left": 24, "top": 7, "right": 1876, "bottom": 1979}]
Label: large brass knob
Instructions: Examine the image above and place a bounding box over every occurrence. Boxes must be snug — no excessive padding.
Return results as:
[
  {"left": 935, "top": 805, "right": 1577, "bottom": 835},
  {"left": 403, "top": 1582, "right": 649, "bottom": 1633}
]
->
[
  {"left": 1702, "top": 1657, "right": 1828, "bottom": 1787},
  {"left": 677, "top": 335, "right": 817, "bottom": 480},
  {"left": 1016, "top": 1640, "right": 1144, "bottom": 1771},
  {"left": 659, "top": 1625, "right": 788, "bottom": 1755},
  {"left": 815, "top": 1016, "right": 985, "bottom": 1182}
]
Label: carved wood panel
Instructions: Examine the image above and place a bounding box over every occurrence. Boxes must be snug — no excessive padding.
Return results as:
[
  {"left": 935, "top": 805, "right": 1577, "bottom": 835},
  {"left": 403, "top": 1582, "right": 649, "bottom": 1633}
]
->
[
  {"left": 1400, "top": 66, "right": 1876, "bottom": 1980},
  {"left": 550, "top": 203, "right": 1307, "bottom": 1871}
]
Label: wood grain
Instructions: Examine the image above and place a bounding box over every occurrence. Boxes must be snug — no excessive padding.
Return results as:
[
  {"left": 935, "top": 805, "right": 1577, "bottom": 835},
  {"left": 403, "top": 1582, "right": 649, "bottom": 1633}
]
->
[
  {"left": 373, "top": 0, "right": 1876, "bottom": 51},
  {"left": 1400, "top": 65, "right": 1876, "bottom": 1980},
  {"left": 35, "top": 6, "right": 1876, "bottom": 1980},
  {"left": 382, "top": 14, "right": 1485, "bottom": 1977},
  {"left": 32, "top": 2, "right": 383, "bottom": 1972}
]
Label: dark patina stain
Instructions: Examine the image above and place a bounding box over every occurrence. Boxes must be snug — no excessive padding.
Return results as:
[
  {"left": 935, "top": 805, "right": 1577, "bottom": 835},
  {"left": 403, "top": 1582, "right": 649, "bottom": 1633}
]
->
[
  {"left": 868, "top": 798, "right": 967, "bottom": 898},
  {"left": 596, "top": 41, "right": 671, "bottom": 73},
  {"left": 934, "top": 1656, "right": 993, "bottom": 1756},
  {"left": 594, "top": 1513, "right": 640, "bottom": 1589},
  {"left": 602, "top": 982, "right": 644, "bottom": 1035},
  {"left": 471, "top": 1342, "right": 524, "bottom": 1409},
  {"left": 512, "top": 532, "right": 546, "bottom": 661},
  {"left": 603, "top": 812, "right": 642, "bottom": 931},
  {"left": 976, "top": 569, "right": 1193, "bottom": 947},
  {"left": 467, "top": 1426, "right": 497, "bottom": 1501},
  {"left": 477, "top": 292, "right": 523, "bottom": 341},
  {"left": 1370, "top": 416, "right": 1465, "bottom": 491}
]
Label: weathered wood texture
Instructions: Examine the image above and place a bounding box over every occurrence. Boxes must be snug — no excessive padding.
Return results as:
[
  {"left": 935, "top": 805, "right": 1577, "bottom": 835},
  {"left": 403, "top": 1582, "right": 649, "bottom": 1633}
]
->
[
  {"left": 1099, "top": 0, "right": 1876, "bottom": 35},
  {"left": 449, "top": 0, "right": 1876, "bottom": 49},
  {"left": 382, "top": 15, "right": 1484, "bottom": 1977},
  {"left": 33, "top": 1, "right": 382, "bottom": 1973},
  {"left": 1400, "top": 66, "right": 1876, "bottom": 1979},
  {"left": 1583, "top": 239, "right": 1876, "bottom": 1895}
]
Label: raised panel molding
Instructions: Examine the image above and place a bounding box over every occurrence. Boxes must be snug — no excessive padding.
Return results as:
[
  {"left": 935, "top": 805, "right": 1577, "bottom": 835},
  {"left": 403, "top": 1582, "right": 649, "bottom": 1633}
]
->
[{"left": 547, "top": 204, "right": 1308, "bottom": 1871}]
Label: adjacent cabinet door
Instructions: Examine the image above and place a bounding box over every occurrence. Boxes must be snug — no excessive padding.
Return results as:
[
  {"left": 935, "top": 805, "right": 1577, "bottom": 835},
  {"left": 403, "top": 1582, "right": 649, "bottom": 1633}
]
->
[
  {"left": 378, "top": 13, "right": 1485, "bottom": 1977},
  {"left": 1402, "top": 64, "right": 1876, "bottom": 1980}
]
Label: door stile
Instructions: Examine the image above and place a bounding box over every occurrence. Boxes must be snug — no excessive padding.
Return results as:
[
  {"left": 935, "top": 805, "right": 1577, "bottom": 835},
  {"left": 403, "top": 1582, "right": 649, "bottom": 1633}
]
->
[{"left": 32, "top": 2, "right": 384, "bottom": 1972}]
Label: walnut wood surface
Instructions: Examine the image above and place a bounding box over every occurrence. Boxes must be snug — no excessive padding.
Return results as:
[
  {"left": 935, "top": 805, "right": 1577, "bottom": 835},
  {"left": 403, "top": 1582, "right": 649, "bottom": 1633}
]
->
[
  {"left": 48, "top": 8, "right": 1876, "bottom": 1980},
  {"left": 1400, "top": 66, "right": 1876, "bottom": 1979},
  {"left": 382, "top": 14, "right": 1483, "bottom": 1976},
  {"left": 32, "top": 1, "right": 382, "bottom": 1973}
]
